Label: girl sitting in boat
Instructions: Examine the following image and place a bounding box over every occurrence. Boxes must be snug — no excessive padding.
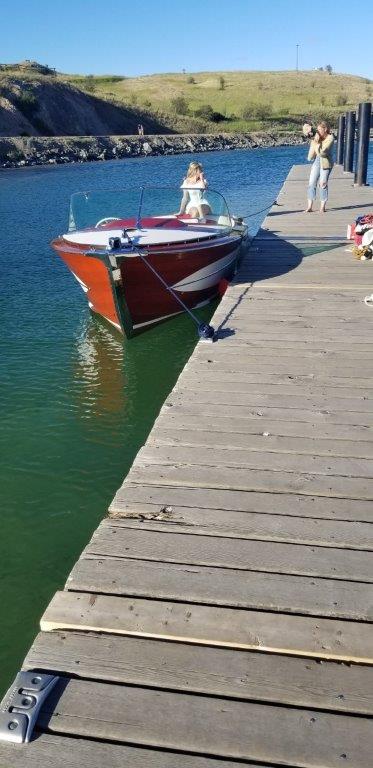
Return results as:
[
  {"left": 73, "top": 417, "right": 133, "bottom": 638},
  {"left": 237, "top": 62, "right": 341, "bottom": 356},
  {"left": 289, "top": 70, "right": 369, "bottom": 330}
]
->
[{"left": 176, "top": 161, "right": 211, "bottom": 219}]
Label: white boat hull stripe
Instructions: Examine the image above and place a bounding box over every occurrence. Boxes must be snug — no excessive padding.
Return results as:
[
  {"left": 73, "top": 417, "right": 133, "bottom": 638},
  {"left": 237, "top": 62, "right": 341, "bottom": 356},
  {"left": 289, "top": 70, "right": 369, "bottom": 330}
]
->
[{"left": 172, "top": 250, "right": 239, "bottom": 292}]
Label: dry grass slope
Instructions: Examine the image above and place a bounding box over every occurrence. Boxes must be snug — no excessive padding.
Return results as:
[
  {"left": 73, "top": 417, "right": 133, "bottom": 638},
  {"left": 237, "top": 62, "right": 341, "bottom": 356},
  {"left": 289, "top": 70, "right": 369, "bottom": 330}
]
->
[
  {"left": 64, "top": 69, "right": 373, "bottom": 132},
  {"left": 1, "top": 64, "right": 372, "bottom": 135}
]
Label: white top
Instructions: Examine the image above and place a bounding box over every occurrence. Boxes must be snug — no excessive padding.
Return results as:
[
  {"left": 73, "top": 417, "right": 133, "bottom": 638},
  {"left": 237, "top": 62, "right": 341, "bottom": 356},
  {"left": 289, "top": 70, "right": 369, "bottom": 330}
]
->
[{"left": 181, "top": 179, "right": 209, "bottom": 212}]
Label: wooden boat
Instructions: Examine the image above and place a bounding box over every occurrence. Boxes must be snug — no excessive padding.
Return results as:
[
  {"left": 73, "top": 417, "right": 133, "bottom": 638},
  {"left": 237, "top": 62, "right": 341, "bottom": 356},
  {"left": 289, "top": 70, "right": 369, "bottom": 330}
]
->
[{"left": 51, "top": 186, "right": 248, "bottom": 337}]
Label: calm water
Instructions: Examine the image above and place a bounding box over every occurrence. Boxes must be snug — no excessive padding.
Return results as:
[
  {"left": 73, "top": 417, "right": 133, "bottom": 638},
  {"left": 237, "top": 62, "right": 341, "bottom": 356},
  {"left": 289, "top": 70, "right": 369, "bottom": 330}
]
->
[{"left": 1, "top": 144, "right": 371, "bottom": 695}]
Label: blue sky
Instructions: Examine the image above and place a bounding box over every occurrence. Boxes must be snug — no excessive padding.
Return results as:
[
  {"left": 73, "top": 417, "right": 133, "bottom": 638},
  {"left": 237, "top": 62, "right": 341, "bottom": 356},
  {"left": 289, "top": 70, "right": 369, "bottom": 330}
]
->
[{"left": 1, "top": 0, "right": 372, "bottom": 78}]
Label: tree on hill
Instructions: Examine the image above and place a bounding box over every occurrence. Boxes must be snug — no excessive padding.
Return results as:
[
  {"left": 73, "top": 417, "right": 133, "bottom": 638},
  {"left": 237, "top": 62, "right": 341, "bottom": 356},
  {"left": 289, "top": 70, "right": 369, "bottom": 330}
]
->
[
  {"left": 83, "top": 75, "right": 96, "bottom": 93},
  {"left": 325, "top": 64, "right": 333, "bottom": 74},
  {"left": 335, "top": 92, "right": 348, "bottom": 106},
  {"left": 194, "top": 103, "right": 226, "bottom": 122},
  {"left": 170, "top": 96, "right": 189, "bottom": 114}
]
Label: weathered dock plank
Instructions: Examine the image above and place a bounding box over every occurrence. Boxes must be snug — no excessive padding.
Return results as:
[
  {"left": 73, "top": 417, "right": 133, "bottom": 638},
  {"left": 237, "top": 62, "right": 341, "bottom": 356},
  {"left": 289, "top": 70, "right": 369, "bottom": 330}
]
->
[
  {"left": 65, "top": 554, "right": 373, "bottom": 620},
  {"left": 138, "top": 442, "right": 373, "bottom": 475},
  {"left": 108, "top": 500, "right": 373, "bottom": 546},
  {"left": 0, "top": 735, "right": 258, "bottom": 768},
  {"left": 30, "top": 678, "right": 373, "bottom": 768},
  {"left": 151, "top": 426, "right": 373, "bottom": 459},
  {"left": 41, "top": 590, "right": 373, "bottom": 663},
  {"left": 86, "top": 523, "right": 373, "bottom": 578},
  {"left": 110, "top": 481, "right": 373, "bottom": 521},
  {"left": 127, "top": 462, "right": 373, "bottom": 499},
  {"left": 155, "top": 410, "right": 373, "bottom": 443},
  {"left": 24, "top": 629, "right": 373, "bottom": 714}
]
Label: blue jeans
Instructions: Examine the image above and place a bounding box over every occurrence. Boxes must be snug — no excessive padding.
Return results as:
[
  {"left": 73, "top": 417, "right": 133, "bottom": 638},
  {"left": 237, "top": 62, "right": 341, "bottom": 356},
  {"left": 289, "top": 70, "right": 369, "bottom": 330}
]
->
[{"left": 308, "top": 156, "right": 331, "bottom": 203}]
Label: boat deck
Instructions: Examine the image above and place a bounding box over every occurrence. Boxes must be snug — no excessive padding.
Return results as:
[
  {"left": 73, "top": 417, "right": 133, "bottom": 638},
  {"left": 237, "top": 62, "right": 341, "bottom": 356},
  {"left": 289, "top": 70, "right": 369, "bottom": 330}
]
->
[{"left": 1, "top": 164, "right": 373, "bottom": 767}]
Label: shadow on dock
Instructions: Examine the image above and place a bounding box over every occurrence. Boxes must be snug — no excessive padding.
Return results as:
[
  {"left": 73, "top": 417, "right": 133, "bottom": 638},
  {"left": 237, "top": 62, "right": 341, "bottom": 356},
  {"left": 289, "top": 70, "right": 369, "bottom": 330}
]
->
[{"left": 215, "top": 230, "right": 343, "bottom": 339}]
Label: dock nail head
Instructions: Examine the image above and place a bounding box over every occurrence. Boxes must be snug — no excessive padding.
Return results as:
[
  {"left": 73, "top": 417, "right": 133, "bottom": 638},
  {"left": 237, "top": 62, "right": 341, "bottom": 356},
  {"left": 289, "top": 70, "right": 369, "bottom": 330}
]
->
[{"left": 0, "top": 671, "right": 59, "bottom": 744}]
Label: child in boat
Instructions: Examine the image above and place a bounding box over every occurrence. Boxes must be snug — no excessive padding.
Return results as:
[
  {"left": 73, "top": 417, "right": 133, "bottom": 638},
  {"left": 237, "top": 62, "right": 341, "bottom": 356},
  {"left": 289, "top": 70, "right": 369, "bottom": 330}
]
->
[{"left": 176, "top": 161, "right": 211, "bottom": 219}]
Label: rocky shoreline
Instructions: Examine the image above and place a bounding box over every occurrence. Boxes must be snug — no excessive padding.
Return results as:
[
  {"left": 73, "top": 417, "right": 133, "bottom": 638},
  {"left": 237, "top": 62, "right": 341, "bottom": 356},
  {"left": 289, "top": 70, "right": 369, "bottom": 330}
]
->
[{"left": 0, "top": 131, "right": 305, "bottom": 169}]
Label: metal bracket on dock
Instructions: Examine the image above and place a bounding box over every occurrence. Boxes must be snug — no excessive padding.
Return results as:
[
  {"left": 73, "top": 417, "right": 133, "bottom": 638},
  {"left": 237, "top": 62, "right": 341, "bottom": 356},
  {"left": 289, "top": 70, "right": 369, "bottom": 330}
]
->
[{"left": 0, "top": 671, "right": 59, "bottom": 744}]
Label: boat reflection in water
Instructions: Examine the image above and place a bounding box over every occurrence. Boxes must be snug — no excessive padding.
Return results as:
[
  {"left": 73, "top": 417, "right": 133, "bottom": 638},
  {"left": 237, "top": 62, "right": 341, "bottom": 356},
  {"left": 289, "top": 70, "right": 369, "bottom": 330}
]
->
[{"left": 73, "top": 318, "right": 127, "bottom": 420}]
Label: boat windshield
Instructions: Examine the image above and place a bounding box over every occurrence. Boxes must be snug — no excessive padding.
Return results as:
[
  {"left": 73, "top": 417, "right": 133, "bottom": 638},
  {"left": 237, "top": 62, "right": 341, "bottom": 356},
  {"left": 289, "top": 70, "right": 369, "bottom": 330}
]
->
[{"left": 68, "top": 186, "right": 233, "bottom": 233}]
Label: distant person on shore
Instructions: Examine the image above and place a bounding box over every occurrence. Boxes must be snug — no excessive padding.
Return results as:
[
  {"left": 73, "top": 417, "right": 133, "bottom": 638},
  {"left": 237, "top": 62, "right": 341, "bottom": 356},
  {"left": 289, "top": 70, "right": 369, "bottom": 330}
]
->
[
  {"left": 137, "top": 124, "right": 144, "bottom": 136},
  {"left": 176, "top": 161, "right": 211, "bottom": 219},
  {"left": 303, "top": 120, "right": 334, "bottom": 213}
]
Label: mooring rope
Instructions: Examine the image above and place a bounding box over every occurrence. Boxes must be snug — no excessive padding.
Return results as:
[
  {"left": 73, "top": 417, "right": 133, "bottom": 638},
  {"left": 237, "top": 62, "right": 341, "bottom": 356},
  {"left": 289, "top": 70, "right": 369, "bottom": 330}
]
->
[
  {"left": 239, "top": 201, "right": 277, "bottom": 219},
  {"left": 119, "top": 234, "right": 215, "bottom": 340}
]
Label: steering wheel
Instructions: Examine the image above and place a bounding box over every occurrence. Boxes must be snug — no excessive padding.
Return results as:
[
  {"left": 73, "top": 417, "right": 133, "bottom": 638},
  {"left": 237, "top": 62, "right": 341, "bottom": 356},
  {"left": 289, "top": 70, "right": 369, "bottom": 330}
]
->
[{"left": 95, "top": 217, "right": 121, "bottom": 228}]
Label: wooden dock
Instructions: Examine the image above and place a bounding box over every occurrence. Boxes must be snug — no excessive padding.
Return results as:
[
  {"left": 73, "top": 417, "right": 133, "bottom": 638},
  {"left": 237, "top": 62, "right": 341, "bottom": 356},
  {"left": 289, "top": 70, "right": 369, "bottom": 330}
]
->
[{"left": 1, "top": 164, "right": 373, "bottom": 767}]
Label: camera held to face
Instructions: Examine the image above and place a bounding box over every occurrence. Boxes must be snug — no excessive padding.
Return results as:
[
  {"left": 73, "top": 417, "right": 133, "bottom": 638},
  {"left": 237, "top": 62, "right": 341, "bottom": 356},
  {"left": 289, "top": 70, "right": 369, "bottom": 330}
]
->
[{"left": 302, "top": 122, "right": 315, "bottom": 139}]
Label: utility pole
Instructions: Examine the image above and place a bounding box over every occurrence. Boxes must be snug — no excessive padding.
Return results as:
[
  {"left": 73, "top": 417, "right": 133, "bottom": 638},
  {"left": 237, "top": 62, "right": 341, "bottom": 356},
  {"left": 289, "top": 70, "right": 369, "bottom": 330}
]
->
[{"left": 296, "top": 44, "right": 299, "bottom": 72}]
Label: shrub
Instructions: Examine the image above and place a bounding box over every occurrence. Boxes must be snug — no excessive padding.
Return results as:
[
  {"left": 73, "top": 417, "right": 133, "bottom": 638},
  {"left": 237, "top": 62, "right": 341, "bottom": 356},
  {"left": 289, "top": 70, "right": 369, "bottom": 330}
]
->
[
  {"left": 320, "top": 96, "right": 326, "bottom": 106},
  {"left": 255, "top": 103, "right": 273, "bottom": 120},
  {"left": 241, "top": 102, "right": 256, "bottom": 120},
  {"left": 278, "top": 107, "right": 290, "bottom": 116},
  {"left": 242, "top": 103, "right": 272, "bottom": 120},
  {"left": 310, "top": 109, "right": 337, "bottom": 129},
  {"left": 311, "top": 79, "right": 316, "bottom": 88},
  {"left": 194, "top": 103, "right": 225, "bottom": 122},
  {"left": 172, "top": 115, "right": 208, "bottom": 133},
  {"left": 335, "top": 93, "right": 348, "bottom": 106},
  {"left": 187, "top": 76, "right": 195, "bottom": 84},
  {"left": 13, "top": 90, "right": 38, "bottom": 118},
  {"left": 195, "top": 104, "right": 214, "bottom": 119},
  {"left": 96, "top": 76, "right": 124, "bottom": 84},
  {"left": 170, "top": 96, "right": 189, "bottom": 114},
  {"left": 241, "top": 102, "right": 272, "bottom": 120},
  {"left": 218, "top": 76, "right": 225, "bottom": 90},
  {"left": 82, "top": 75, "right": 96, "bottom": 93}
]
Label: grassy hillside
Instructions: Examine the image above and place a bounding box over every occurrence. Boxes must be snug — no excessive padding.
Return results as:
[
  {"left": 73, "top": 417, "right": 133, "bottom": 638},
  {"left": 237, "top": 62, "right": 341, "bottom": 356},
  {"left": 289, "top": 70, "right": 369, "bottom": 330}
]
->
[
  {"left": 64, "top": 69, "right": 373, "bottom": 132},
  {"left": 1, "top": 62, "right": 372, "bottom": 135}
]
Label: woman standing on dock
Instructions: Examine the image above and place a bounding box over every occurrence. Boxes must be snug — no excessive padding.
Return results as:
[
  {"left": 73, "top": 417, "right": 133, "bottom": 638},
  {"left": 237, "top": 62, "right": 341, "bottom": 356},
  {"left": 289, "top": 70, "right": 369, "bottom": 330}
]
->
[{"left": 304, "top": 121, "right": 334, "bottom": 213}]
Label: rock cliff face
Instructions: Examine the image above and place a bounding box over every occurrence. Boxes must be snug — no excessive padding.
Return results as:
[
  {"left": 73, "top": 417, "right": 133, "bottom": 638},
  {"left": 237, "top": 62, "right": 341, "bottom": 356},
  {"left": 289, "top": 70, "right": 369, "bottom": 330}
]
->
[
  {"left": 0, "top": 77, "right": 170, "bottom": 137},
  {"left": 0, "top": 95, "right": 36, "bottom": 135},
  {"left": 0, "top": 132, "right": 305, "bottom": 168}
]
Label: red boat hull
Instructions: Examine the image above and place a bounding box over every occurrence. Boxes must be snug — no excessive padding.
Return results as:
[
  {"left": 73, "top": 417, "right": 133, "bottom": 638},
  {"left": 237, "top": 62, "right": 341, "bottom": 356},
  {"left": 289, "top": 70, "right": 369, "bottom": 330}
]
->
[{"left": 51, "top": 222, "right": 244, "bottom": 336}]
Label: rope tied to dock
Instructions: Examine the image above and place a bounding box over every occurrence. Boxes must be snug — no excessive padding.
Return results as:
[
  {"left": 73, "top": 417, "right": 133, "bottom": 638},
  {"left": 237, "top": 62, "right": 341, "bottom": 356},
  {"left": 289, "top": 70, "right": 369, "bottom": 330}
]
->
[
  {"left": 115, "top": 233, "right": 215, "bottom": 340},
  {"left": 239, "top": 200, "right": 278, "bottom": 220}
]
